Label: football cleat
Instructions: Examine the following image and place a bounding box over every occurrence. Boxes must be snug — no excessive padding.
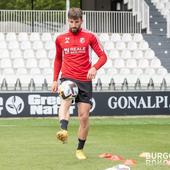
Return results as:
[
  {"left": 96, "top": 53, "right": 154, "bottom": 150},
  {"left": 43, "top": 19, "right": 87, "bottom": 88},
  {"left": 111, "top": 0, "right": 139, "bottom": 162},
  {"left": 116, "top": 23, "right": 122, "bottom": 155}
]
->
[
  {"left": 56, "top": 129, "right": 68, "bottom": 143},
  {"left": 76, "top": 149, "right": 87, "bottom": 160}
]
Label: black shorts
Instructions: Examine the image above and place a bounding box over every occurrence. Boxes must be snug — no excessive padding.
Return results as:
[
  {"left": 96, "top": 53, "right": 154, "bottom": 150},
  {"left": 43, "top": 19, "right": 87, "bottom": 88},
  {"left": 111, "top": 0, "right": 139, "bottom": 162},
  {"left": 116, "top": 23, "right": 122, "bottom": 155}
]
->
[{"left": 60, "top": 77, "right": 92, "bottom": 105}]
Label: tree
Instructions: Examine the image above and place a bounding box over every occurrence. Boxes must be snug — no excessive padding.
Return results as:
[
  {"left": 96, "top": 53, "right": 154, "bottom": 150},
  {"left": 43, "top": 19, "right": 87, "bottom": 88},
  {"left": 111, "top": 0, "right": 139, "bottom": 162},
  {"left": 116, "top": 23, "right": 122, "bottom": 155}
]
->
[{"left": 0, "top": 0, "right": 80, "bottom": 10}]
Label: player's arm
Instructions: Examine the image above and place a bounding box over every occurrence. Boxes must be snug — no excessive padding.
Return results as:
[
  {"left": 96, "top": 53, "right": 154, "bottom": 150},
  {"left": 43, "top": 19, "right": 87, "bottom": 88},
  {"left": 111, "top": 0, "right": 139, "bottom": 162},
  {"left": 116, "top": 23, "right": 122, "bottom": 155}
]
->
[
  {"left": 51, "top": 38, "right": 62, "bottom": 93},
  {"left": 87, "top": 34, "right": 107, "bottom": 80}
]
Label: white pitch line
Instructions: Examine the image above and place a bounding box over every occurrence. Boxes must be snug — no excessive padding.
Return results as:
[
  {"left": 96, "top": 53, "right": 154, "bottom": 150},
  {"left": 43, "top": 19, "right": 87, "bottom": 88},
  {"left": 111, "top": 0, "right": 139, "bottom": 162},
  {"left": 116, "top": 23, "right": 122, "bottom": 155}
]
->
[{"left": 0, "top": 125, "right": 16, "bottom": 127}]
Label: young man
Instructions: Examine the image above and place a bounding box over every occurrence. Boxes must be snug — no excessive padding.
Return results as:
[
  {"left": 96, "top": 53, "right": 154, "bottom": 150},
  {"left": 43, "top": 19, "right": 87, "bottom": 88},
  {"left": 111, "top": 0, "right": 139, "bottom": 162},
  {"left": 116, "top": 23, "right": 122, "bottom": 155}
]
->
[{"left": 51, "top": 7, "right": 107, "bottom": 160}]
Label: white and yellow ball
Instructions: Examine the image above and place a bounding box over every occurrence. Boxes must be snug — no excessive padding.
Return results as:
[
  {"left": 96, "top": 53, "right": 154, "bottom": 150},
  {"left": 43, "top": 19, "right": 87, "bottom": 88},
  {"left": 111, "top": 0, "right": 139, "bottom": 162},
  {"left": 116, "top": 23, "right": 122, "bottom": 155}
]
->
[{"left": 58, "top": 80, "right": 78, "bottom": 100}]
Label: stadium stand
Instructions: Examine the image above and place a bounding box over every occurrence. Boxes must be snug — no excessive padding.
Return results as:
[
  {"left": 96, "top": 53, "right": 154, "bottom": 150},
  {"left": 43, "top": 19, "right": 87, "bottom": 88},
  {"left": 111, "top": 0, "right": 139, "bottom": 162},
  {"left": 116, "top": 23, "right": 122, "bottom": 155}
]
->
[
  {"left": 0, "top": 1, "right": 170, "bottom": 91},
  {"left": 0, "top": 31, "right": 170, "bottom": 91}
]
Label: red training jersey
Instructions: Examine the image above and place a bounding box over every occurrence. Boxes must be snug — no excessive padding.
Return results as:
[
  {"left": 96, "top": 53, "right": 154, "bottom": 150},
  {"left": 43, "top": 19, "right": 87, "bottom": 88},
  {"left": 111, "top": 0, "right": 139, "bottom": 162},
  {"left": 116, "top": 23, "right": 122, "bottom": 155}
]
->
[{"left": 53, "top": 28, "right": 107, "bottom": 82}]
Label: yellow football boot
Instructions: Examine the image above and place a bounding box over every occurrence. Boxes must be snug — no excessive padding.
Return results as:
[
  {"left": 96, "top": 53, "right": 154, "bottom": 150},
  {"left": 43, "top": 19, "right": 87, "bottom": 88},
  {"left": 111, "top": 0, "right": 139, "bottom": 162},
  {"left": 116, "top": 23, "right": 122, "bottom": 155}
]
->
[{"left": 76, "top": 149, "right": 87, "bottom": 160}]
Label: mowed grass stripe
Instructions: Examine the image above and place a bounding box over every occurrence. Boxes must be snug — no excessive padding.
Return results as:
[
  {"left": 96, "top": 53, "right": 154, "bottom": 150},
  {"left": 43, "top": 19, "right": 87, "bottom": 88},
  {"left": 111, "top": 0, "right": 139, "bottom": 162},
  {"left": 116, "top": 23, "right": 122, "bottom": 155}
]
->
[{"left": 0, "top": 117, "right": 170, "bottom": 170}]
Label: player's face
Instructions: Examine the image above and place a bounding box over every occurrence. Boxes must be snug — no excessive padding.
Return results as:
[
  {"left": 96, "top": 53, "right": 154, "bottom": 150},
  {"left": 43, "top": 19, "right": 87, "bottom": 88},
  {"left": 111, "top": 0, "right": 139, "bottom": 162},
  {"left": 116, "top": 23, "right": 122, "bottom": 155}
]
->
[{"left": 68, "top": 18, "right": 83, "bottom": 34}]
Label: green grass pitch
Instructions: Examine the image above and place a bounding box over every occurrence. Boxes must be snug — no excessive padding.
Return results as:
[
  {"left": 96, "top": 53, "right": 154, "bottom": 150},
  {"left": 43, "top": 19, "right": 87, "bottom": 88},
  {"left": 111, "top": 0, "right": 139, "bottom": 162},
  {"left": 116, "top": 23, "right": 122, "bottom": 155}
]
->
[{"left": 0, "top": 117, "right": 170, "bottom": 170}]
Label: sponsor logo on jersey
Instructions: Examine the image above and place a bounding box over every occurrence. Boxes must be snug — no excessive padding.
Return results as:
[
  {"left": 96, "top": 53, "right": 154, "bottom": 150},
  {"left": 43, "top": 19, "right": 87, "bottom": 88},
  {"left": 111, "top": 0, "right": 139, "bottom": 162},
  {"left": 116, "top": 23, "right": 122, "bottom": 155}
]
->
[{"left": 64, "top": 47, "right": 86, "bottom": 54}]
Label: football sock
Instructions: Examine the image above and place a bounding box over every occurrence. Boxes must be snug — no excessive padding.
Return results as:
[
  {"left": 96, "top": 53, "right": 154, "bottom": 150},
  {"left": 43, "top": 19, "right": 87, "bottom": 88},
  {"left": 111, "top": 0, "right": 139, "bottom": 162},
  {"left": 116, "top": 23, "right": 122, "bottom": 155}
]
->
[
  {"left": 60, "top": 119, "right": 68, "bottom": 130},
  {"left": 77, "top": 138, "right": 86, "bottom": 150}
]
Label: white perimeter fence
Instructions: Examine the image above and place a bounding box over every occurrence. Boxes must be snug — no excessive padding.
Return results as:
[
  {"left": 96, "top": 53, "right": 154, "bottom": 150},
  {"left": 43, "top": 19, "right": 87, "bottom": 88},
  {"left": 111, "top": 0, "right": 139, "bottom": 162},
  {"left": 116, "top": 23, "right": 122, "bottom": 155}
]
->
[{"left": 0, "top": 10, "right": 143, "bottom": 33}]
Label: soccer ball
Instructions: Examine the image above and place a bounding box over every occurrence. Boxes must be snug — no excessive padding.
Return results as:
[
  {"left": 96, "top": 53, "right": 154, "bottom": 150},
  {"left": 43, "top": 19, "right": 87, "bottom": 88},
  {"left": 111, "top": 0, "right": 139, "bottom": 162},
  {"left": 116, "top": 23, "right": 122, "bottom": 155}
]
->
[{"left": 58, "top": 80, "right": 78, "bottom": 100}]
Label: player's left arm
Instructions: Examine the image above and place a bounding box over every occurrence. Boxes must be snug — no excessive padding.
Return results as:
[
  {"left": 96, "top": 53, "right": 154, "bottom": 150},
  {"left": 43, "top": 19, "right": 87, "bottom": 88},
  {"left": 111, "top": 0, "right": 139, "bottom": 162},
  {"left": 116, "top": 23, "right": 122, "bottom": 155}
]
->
[{"left": 87, "top": 34, "right": 107, "bottom": 80}]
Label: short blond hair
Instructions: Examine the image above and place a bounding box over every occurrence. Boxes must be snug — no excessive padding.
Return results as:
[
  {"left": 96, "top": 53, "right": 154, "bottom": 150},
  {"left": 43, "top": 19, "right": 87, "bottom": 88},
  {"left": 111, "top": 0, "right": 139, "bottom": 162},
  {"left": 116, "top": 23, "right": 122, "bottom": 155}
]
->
[{"left": 68, "top": 7, "right": 83, "bottom": 20}]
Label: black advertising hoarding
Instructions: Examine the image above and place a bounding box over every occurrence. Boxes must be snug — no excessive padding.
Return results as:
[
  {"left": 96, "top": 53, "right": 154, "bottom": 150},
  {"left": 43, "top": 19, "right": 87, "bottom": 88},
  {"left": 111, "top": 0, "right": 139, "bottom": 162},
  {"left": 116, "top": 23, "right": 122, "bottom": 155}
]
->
[{"left": 0, "top": 91, "right": 170, "bottom": 117}]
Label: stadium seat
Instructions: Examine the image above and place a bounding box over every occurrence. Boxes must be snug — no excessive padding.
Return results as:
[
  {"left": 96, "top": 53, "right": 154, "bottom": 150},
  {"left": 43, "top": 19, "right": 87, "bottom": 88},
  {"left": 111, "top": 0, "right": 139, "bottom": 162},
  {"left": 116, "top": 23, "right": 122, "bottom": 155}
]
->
[
  {"left": 2, "top": 68, "right": 15, "bottom": 75},
  {"left": 122, "top": 34, "right": 132, "bottom": 42},
  {"left": 112, "top": 74, "right": 126, "bottom": 85},
  {"left": 32, "top": 40, "right": 43, "bottom": 50},
  {"left": 0, "top": 33, "right": 5, "bottom": 41},
  {"left": 30, "top": 32, "right": 40, "bottom": 41},
  {"left": 137, "top": 74, "right": 150, "bottom": 86},
  {"left": 107, "top": 68, "right": 118, "bottom": 76},
  {"left": 138, "top": 41, "right": 149, "bottom": 50},
  {"left": 113, "top": 58, "right": 125, "bottom": 68},
  {"left": 115, "top": 41, "right": 126, "bottom": 50},
  {"left": 8, "top": 40, "right": 19, "bottom": 50},
  {"left": 150, "top": 58, "right": 161, "bottom": 68},
  {"left": 133, "top": 33, "right": 143, "bottom": 42},
  {"left": 4, "top": 75, "right": 17, "bottom": 86},
  {"left": 41, "top": 33, "right": 52, "bottom": 41},
  {"left": 11, "top": 49, "right": 22, "bottom": 59},
  {"left": 97, "top": 68, "right": 105, "bottom": 76},
  {"left": 53, "top": 32, "right": 60, "bottom": 41},
  {"left": 26, "top": 58, "right": 38, "bottom": 68},
  {"left": 16, "top": 68, "right": 28, "bottom": 75},
  {"left": 44, "top": 40, "right": 55, "bottom": 50},
  {"left": 31, "top": 75, "right": 45, "bottom": 85},
  {"left": 126, "top": 58, "right": 137, "bottom": 68},
  {"left": 18, "top": 32, "right": 29, "bottom": 42},
  {"left": 18, "top": 75, "right": 31, "bottom": 85},
  {"left": 0, "top": 49, "right": 10, "bottom": 58},
  {"left": 30, "top": 68, "right": 41, "bottom": 75},
  {"left": 127, "top": 41, "right": 137, "bottom": 51},
  {"left": 102, "top": 59, "right": 113, "bottom": 69},
  {"left": 119, "top": 68, "right": 131, "bottom": 74},
  {"left": 108, "top": 49, "right": 120, "bottom": 59},
  {"left": 132, "top": 49, "right": 143, "bottom": 59},
  {"left": 144, "top": 49, "right": 155, "bottom": 59},
  {"left": 13, "top": 58, "right": 25, "bottom": 68},
  {"left": 35, "top": 49, "right": 47, "bottom": 59},
  {"left": 157, "top": 67, "right": 168, "bottom": 75},
  {"left": 121, "top": 49, "right": 132, "bottom": 59},
  {"left": 0, "top": 41, "right": 7, "bottom": 49},
  {"left": 0, "top": 58, "right": 12, "bottom": 68},
  {"left": 132, "top": 68, "right": 143, "bottom": 75},
  {"left": 110, "top": 33, "right": 121, "bottom": 42},
  {"left": 165, "top": 74, "right": 170, "bottom": 84},
  {"left": 138, "top": 59, "right": 149, "bottom": 68},
  {"left": 144, "top": 68, "right": 156, "bottom": 75},
  {"left": 48, "top": 49, "right": 56, "bottom": 59},
  {"left": 104, "top": 41, "right": 114, "bottom": 50},
  {"left": 20, "top": 41, "right": 31, "bottom": 50},
  {"left": 23, "top": 49, "right": 35, "bottom": 59},
  {"left": 152, "top": 75, "right": 165, "bottom": 85},
  {"left": 6, "top": 32, "right": 17, "bottom": 41},
  {"left": 42, "top": 68, "right": 53, "bottom": 75},
  {"left": 38, "top": 58, "right": 51, "bottom": 68},
  {"left": 99, "top": 33, "right": 110, "bottom": 42},
  {"left": 126, "top": 74, "right": 138, "bottom": 85},
  {"left": 44, "top": 75, "right": 53, "bottom": 85}
]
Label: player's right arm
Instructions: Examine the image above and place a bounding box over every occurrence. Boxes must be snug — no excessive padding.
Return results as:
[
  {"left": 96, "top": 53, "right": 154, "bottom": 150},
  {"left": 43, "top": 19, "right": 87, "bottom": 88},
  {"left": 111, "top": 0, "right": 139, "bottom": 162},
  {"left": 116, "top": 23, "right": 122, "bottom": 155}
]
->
[{"left": 51, "top": 37, "right": 62, "bottom": 93}]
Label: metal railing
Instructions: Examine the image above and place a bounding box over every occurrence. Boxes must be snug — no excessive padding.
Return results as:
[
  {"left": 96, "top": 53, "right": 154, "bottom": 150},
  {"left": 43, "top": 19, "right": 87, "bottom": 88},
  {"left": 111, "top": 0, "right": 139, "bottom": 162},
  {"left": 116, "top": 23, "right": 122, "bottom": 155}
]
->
[
  {"left": 0, "top": 10, "right": 66, "bottom": 32},
  {"left": 83, "top": 11, "right": 141, "bottom": 33},
  {"left": 167, "top": 11, "right": 170, "bottom": 38},
  {"left": 124, "top": 0, "right": 150, "bottom": 33},
  {"left": 0, "top": 10, "right": 142, "bottom": 33}
]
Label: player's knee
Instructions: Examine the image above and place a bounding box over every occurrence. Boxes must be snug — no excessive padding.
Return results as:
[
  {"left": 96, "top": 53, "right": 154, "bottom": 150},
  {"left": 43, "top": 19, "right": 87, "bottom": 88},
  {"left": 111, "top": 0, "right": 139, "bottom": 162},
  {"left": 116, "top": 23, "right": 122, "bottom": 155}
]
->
[{"left": 79, "top": 111, "right": 89, "bottom": 122}]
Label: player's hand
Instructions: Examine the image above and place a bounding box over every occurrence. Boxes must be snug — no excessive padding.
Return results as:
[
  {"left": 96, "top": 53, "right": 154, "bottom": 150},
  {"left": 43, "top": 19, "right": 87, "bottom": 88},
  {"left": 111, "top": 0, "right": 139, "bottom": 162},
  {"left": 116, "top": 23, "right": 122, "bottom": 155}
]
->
[
  {"left": 87, "top": 67, "right": 97, "bottom": 80},
  {"left": 51, "top": 81, "right": 58, "bottom": 93}
]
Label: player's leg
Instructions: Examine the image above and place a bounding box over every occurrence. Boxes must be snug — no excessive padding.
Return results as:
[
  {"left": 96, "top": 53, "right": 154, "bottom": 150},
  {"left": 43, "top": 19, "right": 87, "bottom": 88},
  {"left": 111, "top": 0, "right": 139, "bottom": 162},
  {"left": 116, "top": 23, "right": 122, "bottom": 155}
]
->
[
  {"left": 56, "top": 99, "right": 72, "bottom": 143},
  {"left": 76, "top": 102, "right": 91, "bottom": 160}
]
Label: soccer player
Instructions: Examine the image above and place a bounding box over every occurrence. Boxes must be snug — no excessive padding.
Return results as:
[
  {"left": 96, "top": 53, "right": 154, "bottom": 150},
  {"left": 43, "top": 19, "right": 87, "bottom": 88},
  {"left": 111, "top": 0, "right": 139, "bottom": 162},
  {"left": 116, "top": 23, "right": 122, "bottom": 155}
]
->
[{"left": 51, "top": 7, "right": 107, "bottom": 160}]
